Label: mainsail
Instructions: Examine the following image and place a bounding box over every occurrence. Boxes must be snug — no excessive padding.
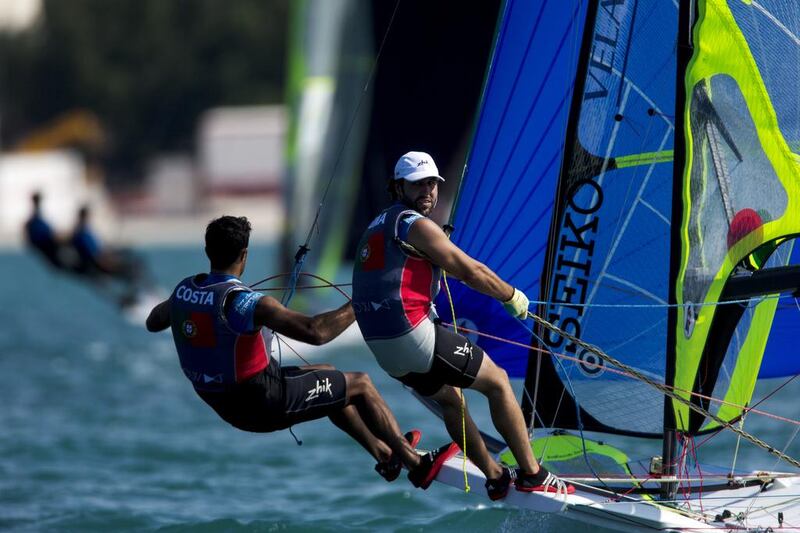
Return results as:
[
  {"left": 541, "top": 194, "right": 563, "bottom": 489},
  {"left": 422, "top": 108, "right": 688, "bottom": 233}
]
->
[{"left": 437, "top": 0, "right": 800, "bottom": 446}]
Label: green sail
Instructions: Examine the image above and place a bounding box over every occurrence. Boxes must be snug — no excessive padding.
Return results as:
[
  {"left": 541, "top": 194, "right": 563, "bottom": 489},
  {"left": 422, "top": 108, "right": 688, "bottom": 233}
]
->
[{"left": 673, "top": 0, "right": 800, "bottom": 433}]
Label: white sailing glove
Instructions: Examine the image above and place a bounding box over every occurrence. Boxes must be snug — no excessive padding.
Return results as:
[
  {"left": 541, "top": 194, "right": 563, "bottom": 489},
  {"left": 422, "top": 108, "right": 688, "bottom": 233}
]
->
[{"left": 502, "top": 288, "right": 529, "bottom": 319}]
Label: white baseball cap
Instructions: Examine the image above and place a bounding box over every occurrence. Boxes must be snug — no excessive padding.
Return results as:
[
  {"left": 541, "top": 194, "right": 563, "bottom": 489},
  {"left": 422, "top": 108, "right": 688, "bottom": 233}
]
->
[{"left": 393, "top": 151, "right": 445, "bottom": 182}]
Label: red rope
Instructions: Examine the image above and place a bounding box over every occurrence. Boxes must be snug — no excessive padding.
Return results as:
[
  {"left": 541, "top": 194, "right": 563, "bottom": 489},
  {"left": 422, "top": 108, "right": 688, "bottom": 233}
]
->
[
  {"left": 249, "top": 272, "right": 800, "bottom": 430},
  {"left": 440, "top": 321, "right": 800, "bottom": 428},
  {"left": 690, "top": 436, "right": 705, "bottom": 515}
]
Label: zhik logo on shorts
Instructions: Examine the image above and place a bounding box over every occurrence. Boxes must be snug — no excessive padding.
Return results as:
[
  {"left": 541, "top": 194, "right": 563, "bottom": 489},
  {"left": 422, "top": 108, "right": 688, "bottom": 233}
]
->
[
  {"left": 454, "top": 342, "right": 473, "bottom": 359},
  {"left": 306, "top": 378, "right": 333, "bottom": 402}
]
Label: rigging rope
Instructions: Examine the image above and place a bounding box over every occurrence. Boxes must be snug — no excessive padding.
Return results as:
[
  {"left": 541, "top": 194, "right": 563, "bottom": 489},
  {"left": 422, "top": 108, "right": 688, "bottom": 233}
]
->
[
  {"left": 249, "top": 272, "right": 800, "bottom": 477},
  {"left": 441, "top": 271, "right": 470, "bottom": 492},
  {"left": 526, "top": 310, "right": 800, "bottom": 470},
  {"left": 252, "top": 271, "right": 354, "bottom": 445},
  {"left": 282, "top": 0, "right": 402, "bottom": 307},
  {"left": 256, "top": 276, "right": 800, "bottom": 310},
  {"left": 441, "top": 320, "right": 800, "bottom": 428},
  {"left": 526, "top": 292, "right": 792, "bottom": 309},
  {"left": 250, "top": 272, "right": 352, "bottom": 300},
  {"left": 730, "top": 408, "right": 746, "bottom": 477},
  {"left": 528, "top": 324, "right": 611, "bottom": 491}
]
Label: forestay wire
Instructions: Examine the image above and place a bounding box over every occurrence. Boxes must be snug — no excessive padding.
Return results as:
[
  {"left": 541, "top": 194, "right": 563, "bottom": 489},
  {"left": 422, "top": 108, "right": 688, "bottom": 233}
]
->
[
  {"left": 525, "top": 309, "right": 800, "bottom": 470},
  {"left": 282, "top": 0, "right": 403, "bottom": 307},
  {"left": 255, "top": 270, "right": 800, "bottom": 474}
]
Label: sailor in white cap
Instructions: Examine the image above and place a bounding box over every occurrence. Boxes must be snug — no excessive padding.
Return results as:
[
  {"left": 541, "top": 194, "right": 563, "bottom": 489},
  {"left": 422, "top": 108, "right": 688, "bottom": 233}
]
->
[{"left": 352, "top": 151, "right": 574, "bottom": 498}]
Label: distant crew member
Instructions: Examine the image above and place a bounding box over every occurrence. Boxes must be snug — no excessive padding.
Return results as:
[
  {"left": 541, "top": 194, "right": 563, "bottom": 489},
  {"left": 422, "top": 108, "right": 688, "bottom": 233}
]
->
[
  {"left": 70, "top": 204, "right": 157, "bottom": 308},
  {"left": 352, "top": 151, "right": 575, "bottom": 500},
  {"left": 24, "top": 191, "right": 70, "bottom": 269},
  {"left": 71, "top": 205, "right": 134, "bottom": 280},
  {"left": 146, "top": 215, "right": 452, "bottom": 486},
  {"left": 70, "top": 204, "right": 104, "bottom": 275}
]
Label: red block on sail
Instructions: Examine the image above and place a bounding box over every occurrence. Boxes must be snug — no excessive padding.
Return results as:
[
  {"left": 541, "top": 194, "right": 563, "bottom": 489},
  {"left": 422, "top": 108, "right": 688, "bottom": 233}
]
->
[{"left": 727, "top": 208, "right": 763, "bottom": 249}]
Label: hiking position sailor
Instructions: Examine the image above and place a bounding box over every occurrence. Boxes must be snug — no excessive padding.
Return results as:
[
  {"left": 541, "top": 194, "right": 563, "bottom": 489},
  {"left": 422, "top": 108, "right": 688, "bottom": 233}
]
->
[
  {"left": 352, "top": 151, "right": 575, "bottom": 499},
  {"left": 71, "top": 205, "right": 152, "bottom": 304},
  {"left": 24, "top": 191, "right": 71, "bottom": 270},
  {"left": 146, "top": 215, "right": 452, "bottom": 485}
]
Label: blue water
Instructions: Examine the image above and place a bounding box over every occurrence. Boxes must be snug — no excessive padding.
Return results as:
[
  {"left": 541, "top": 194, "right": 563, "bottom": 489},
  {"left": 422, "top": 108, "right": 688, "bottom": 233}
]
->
[{"left": 2, "top": 247, "right": 799, "bottom": 532}]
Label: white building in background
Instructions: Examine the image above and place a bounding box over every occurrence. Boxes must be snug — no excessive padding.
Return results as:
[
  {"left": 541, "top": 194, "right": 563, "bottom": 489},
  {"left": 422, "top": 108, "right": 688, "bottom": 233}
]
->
[
  {"left": 0, "top": 0, "right": 41, "bottom": 32},
  {"left": 197, "top": 105, "right": 286, "bottom": 195},
  {"left": 129, "top": 106, "right": 288, "bottom": 245},
  {"left": 0, "top": 150, "right": 102, "bottom": 246}
]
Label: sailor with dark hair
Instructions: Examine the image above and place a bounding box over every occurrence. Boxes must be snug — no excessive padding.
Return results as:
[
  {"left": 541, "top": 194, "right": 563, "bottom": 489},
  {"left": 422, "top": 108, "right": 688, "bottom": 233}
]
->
[
  {"left": 352, "top": 151, "right": 575, "bottom": 499},
  {"left": 67, "top": 203, "right": 155, "bottom": 308},
  {"left": 70, "top": 205, "right": 139, "bottom": 280},
  {"left": 24, "top": 191, "right": 69, "bottom": 269},
  {"left": 147, "top": 215, "right": 441, "bottom": 484},
  {"left": 71, "top": 205, "right": 103, "bottom": 275},
  {"left": 24, "top": 194, "right": 149, "bottom": 307}
]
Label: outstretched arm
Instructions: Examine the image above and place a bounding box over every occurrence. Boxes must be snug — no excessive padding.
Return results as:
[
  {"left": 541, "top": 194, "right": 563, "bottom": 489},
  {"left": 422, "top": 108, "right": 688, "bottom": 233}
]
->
[
  {"left": 253, "top": 296, "right": 355, "bottom": 346},
  {"left": 146, "top": 299, "right": 171, "bottom": 332},
  {"left": 406, "top": 218, "right": 514, "bottom": 301}
]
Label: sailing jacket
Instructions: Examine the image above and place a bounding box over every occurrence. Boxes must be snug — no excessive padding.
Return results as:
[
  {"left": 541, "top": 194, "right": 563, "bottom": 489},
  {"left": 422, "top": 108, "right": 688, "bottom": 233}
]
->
[
  {"left": 352, "top": 204, "right": 441, "bottom": 340},
  {"left": 169, "top": 275, "right": 269, "bottom": 392}
]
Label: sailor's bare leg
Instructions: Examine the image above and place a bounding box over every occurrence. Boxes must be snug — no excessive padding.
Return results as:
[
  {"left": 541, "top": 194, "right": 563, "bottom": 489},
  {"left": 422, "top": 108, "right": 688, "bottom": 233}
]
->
[
  {"left": 469, "top": 355, "right": 540, "bottom": 475},
  {"left": 342, "top": 371, "right": 421, "bottom": 469},
  {"left": 429, "top": 384, "right": 503, "bottom": 480},
  {"left": 328, "top": 403, "right": 391, "bottom": 462},
  {"left": 294, "top": 364, "right": 392, "bottom": 464}
]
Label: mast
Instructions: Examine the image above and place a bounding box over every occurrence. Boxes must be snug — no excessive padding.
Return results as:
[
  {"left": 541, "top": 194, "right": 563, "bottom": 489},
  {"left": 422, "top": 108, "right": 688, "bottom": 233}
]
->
[
  {"left": 663, "top": 0, "right": 695, "bottom": 500},
  {"left": 521, "top": 0, "right": 599, "bottom": 428}
]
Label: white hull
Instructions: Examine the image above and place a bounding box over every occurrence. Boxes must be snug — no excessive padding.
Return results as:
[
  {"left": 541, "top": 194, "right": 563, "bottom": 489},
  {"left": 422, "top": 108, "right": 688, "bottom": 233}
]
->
[
  {"left": 121, "top": 289, "right": 166, "bottom": 326},
  {"left": 272, "top": 322, "right": 367, "bottom": 362},
  {"left": 434, "top": 452, "right": 800, "bottom": 532}
]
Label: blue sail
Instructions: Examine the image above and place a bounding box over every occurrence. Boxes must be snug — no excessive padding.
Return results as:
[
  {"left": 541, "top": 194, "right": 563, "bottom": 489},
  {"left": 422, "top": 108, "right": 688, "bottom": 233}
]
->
[
  {"left": 761, "top": 242, "right": 800, "bottom": 378},
  {"left": 439, "top": 0, "right": 679, "bottom": 437},
  {"left": 738, "top": 2, "right": 800, "bottom": 375},
  {"left": 437, "top": 0, "right": 588, "bottom": 379},
  {"left": 440, "top": 0, "right": 800, "bottom": 438}
]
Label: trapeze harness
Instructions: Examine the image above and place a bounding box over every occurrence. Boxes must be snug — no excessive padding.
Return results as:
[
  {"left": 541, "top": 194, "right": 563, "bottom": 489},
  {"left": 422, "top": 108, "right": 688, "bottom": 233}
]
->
[
  {"left": 169, "top": 275, "right": 270, "bottom": 392},
  {"left": 352, "top": 204, "right": 442, "bottom": 376}
]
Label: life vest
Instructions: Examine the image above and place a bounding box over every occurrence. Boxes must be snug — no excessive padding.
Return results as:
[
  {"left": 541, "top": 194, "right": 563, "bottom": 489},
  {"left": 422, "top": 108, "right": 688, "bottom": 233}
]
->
[
  {"left": 169, "top": 274, "right": 270, "bottom": 391},
  {"left": 352, "top": 204, "right": 441, "bottom": 340}
]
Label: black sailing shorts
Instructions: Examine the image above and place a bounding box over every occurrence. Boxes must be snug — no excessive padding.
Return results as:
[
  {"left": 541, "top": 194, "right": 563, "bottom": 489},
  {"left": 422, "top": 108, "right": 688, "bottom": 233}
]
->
[
  {"left": 197, "top": 356, "right": 347, "bottom": 432},
  {"left": 396, "top": 322, "right": 485, "bottom": 397}
]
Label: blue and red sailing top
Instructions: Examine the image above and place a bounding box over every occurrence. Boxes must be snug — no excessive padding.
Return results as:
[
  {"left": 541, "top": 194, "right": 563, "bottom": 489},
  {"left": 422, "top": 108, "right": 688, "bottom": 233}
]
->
[
  {"left": 71, "top": 225, "right": 101, "bottom": 262},
  {"left": 25, "top": 213, "right": 56, "bottom": 248},
  {"left": 352, "top": 204, "right": 441, "bottom": 340},
  {"left": 169, "top": 273, "right": 270, "bottom": 392}
]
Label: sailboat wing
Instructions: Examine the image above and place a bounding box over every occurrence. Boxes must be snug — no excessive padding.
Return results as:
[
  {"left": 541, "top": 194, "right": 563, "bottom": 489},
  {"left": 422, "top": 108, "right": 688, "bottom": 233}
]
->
[{"left": 674, "top": 0, "right": 800, "bottom": 432}]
